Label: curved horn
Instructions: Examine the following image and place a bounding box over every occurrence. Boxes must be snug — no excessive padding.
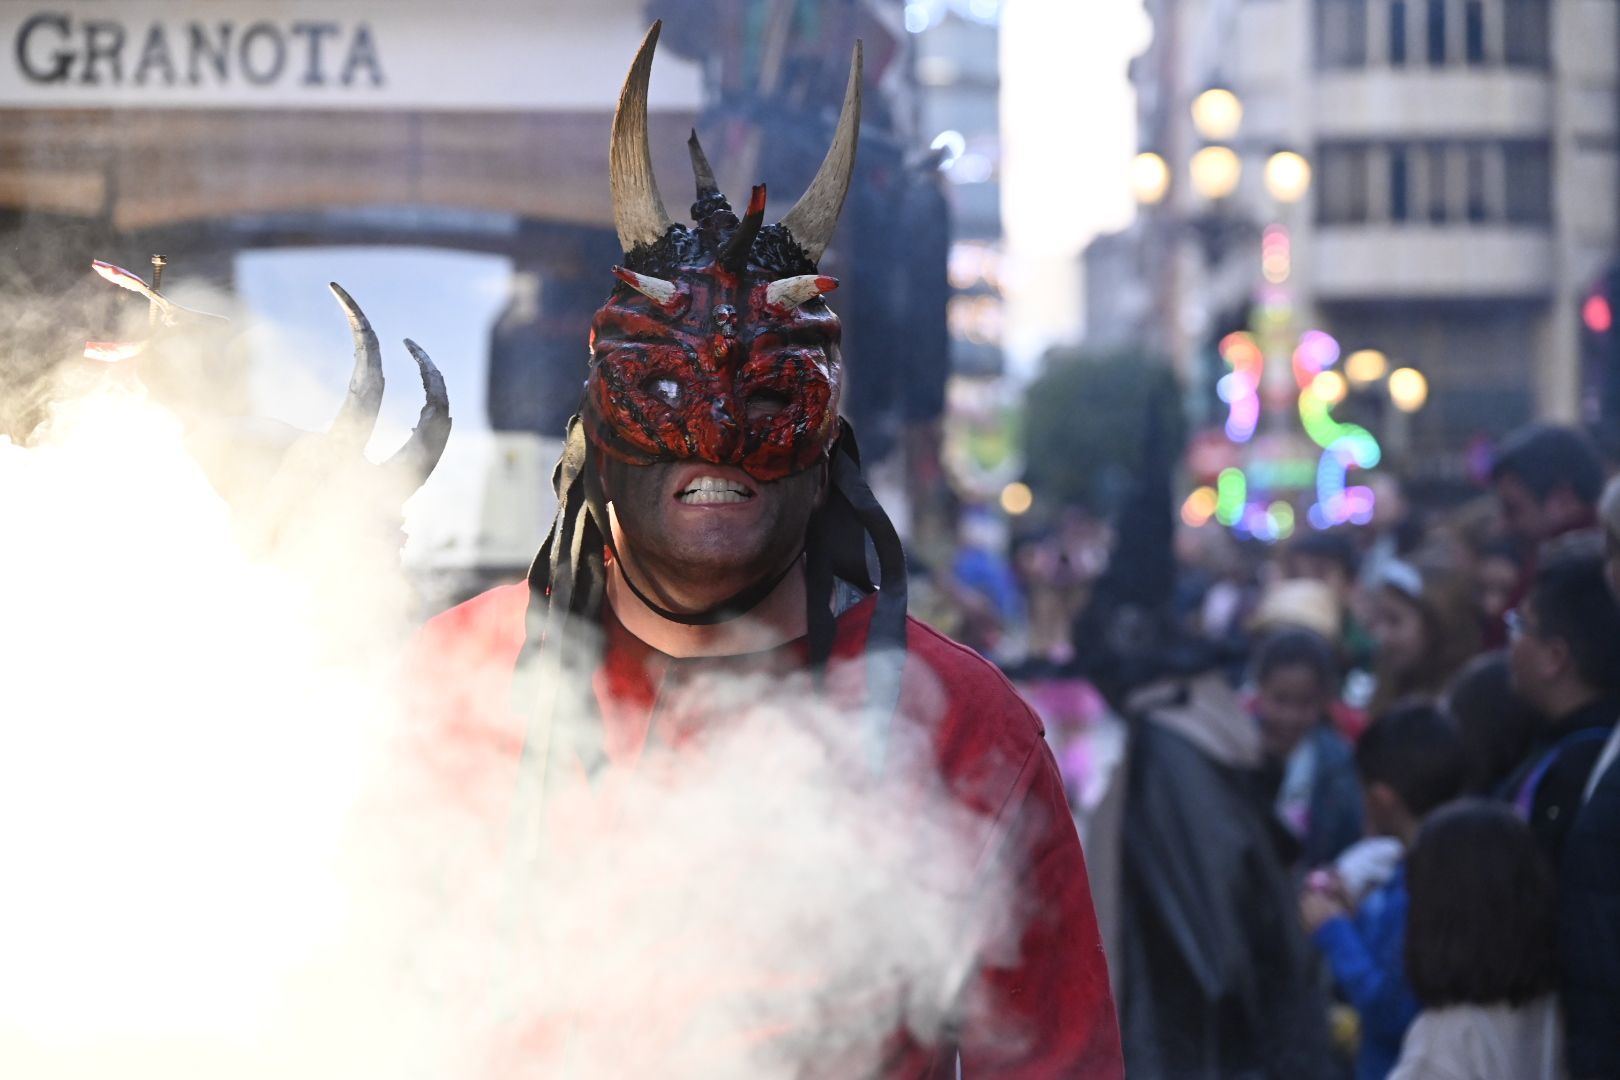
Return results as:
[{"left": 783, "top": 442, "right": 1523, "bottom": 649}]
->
[
  {"left": 327, "top": 282, "right": 385, "bottom": 446},
  {"left": 765, "top": 274, "right": 839, "bottom": 311},
  {"left": 611, "top": 266, "right": 681, "bottom": 308},
  {"left": 717, "top": 184, "right": 766, "bottom": 272},
  {"left": 688, "top": 128, "right": 720, "bottom": 201},
  {"left": 91, "top": 259, "right": 226, "bottom": 326},
  {"left": 611, "top": 21, "right": 674, "bottom": 254},
  {"left": 779, "top": 41, "right": 863, "bottom": 264},
  {"left": 382, "top": 338, "right": 452, "bottom": 484}
]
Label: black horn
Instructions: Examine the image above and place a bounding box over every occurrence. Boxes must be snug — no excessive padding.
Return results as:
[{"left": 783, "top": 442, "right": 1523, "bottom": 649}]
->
[
  {"left": 382, "top": 338, "right": 452, "bottom": 484},
  {"left": 326, "top": 282, "right": 385, "bottom": 448}
]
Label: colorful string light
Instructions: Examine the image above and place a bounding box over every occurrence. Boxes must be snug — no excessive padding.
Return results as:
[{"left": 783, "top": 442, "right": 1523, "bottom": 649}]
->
[
  {"left": 1186, "top": 275, "right": 1388, "bottom": 537},
  {"left": 1216, "top": 467, "right": 1247, "bottom": 526},
  {"left": 1218, "top": 332, "right": 1264, "bottom": 443}
]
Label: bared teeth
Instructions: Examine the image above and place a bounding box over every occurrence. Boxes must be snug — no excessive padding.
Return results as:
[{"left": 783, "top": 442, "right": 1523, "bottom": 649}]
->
[
  {"left": 678, "top": 489, "right": 750, "bottom": 504},
  {"left": 677, "top": 475, "right": 753, "bottom": 503}
]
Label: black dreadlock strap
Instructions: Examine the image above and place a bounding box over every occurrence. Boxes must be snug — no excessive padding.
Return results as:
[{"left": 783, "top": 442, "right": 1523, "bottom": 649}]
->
[
  {"left": 515, "top": 420, "right": 609, "bottom": 810},
  {"left": 824, "top": 422, "right": 908, "bottom": 772},
  {"left": 804, "top": 524, "right": 838, "bottom": 672}
]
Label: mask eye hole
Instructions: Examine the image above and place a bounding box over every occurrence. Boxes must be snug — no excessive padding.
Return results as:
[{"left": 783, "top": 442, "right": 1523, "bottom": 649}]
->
[
  {"left": 642, "top": 376, "right": 682, "bottom": 406},
  {"left": 746, "top": 389, "right": 792, "bottom": 421}
]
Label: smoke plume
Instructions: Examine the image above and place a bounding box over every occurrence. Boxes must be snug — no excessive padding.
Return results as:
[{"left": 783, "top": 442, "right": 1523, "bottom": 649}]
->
[{"left": 0, "top": 281, "right": 1018, "bottom": 1078}]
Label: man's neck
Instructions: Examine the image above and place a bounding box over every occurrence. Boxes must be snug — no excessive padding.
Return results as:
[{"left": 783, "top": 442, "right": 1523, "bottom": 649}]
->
[
  {"left": 605, "top": 553, "right": 810, "bottom": 659},
  {"left": 1544, "top": 685, "right": 1610, "bottom": 730}
]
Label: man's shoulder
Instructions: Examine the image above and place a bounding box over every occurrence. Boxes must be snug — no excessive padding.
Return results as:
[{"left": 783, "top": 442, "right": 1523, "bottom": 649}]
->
[
  {"left": 903, "top": 614, "right": 1045, "bottom": 734},
  {"left": 832, "top": 596, "right": 1047, "bottom": 770},
  {"left": 1534, "top": 730, "right": 1611, "bottom": 806},
  {"left": 419, "top": 582, "right": 530, "bottom": 656}
]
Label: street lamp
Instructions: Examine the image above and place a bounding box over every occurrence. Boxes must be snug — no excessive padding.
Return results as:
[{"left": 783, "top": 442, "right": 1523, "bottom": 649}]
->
[
  {"left": 1345, "top": 348, "right": 1389, "bottom": 385},
  {"left": 1388, "top": 367, "right": 1429, "bottom": 412},
  {"left": 1191, "top": 87, "right": 1243, "bottom": 141},
  {"left": 1132, "top": 151, "right": 1171, "bottom": 206},
  {"left": 1311, "top": 370, "right": 1349, "bottom": 405},
  {"left": 1264, "top": 151, "right": 1312, "bottom": 204},
  {"left": 1190, "top": 145, "right": 1242, "bottom": 201}
]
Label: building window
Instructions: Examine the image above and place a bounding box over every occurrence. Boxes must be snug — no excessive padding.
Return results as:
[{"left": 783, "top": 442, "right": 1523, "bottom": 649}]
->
[
  {"left": 1426, "top": 143, "right": 1449, "bottom": 223},
  {"left": 1464, "top": 0, "right": 1486, "bottom": 63},
  {"left": 1389, "top": 0, "right": 1408, "bottom": 64},
  {"left": 1318, "top": 143, "right": 1371, "bottom": 224},
  {"left": 1503, "top": 140, "right": 1552, "bottom": 223},
  {"left": 1318, "top": 0, "right": 1370, "bottom": 67},
  {"left": 1390, "top": 146, "right": 1411, "bottom": 222},
  {"left": 1425, "top": 0, "right": 1447, "bottom": 64},
  {"left": 1465, "top": 143, "right": 1489, "bottom": 223},
  {"left": 1504, "top": 0, "right": 1550, "bottom": 67}
]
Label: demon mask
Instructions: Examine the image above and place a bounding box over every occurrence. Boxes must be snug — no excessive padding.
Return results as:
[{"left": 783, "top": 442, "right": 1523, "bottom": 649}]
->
[{"left": 582, "top": 21, "right": 860, "bottom": 484}]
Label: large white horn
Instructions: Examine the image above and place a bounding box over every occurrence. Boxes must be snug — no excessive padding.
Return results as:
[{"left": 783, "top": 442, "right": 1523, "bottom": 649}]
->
[
  {"left": 778, "top": 41, "right": 863, "bottom": 264},
  {"left": 610, "top": 22, "right": 674, "bottom": 254}
]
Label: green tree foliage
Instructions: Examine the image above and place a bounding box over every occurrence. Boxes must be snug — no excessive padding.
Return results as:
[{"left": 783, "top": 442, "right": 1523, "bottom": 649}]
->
[{"left": 1020, "top": 346, "right": 1186, "bottom": 515}]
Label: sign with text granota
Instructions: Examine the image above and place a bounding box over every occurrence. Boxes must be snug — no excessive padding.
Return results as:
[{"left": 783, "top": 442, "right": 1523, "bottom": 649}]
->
[{"left": 0, "top": 0, "right": 701, "bottom": 112}]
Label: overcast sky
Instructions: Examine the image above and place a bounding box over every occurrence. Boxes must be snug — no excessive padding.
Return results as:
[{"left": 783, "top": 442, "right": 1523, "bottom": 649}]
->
[{"left": 1000, "top": 0, "right": 1151, "bottom": 373}]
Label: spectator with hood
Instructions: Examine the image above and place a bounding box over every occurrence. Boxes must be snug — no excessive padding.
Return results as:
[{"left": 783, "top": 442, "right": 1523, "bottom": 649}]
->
[{"left": 1079, "top": 410, "right": 1331, "bottom": 1079}]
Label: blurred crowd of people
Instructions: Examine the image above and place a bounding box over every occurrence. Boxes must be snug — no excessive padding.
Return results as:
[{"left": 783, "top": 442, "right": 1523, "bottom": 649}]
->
[{"left": 921, "top": 422, "right": 1620, "bottom": 1080}]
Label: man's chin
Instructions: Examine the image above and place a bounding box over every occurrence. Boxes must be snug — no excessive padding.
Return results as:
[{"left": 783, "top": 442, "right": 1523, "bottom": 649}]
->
[{"left": 632, "top": 542, "right": 795, "bottom": 600}]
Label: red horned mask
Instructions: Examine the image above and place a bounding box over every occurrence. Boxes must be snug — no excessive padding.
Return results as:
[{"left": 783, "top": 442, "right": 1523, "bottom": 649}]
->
[{"left": 582, "top": 23, "right": 861, "bottom": 484}]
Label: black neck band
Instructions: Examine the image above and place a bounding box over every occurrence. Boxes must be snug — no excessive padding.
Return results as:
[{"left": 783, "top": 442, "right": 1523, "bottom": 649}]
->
[{"left": 613, "top": 550, "right": 804, "bottom": 626}]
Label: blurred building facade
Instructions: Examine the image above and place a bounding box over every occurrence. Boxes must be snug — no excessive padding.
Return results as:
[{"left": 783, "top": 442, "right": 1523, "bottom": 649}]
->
[
  {"left": 1090, "top": 0, "right": 1619, "bottom": 473},
  {"left": 913, "top": 3, "right": 1004, "bottom": 379}
]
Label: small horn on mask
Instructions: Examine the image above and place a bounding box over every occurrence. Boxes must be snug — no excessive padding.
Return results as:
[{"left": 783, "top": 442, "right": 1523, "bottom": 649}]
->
[
  {"left": 326, "top": 282, "right": 385, "bottom": 447},
  {"left": 765, "top": 274, "right": 839, "bottom": 311},
  {"left": 778, "top": 41, "right": 863, "bottom": 265},
  {"left": 611, "top": 266, "right": 681, "bottom": 308},
  {"left": 688, "top": 128, "right": 720, "bottom": 201},
  {"left": 610, "top": 21, "right": 674, "bottom": 254},
  {"left": 90, "top": 259, "right": 227, "bottom": 326},
  {"left": 381, "top": 338, "right": 452, "bottom": 483},
  {"left": 717, "top": 184, "right": 767, "bottom": 272}
]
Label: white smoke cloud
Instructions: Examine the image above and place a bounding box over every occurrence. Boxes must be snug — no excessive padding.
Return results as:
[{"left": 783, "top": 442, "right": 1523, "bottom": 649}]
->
[{"left": 0, "top": 294, "right": 1022, "bottom": 1078}]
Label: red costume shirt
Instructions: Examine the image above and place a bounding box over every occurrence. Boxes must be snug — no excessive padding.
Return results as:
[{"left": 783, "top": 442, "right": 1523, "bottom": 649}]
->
[{"left": 407, "top": 583, "right": 1122, "bottom": 1078}]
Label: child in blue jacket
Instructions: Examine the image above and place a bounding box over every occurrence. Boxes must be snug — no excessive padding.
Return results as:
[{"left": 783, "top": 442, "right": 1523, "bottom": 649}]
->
[{"left": 1300, "top": 704, "right": 1468, "bottom": 1080}]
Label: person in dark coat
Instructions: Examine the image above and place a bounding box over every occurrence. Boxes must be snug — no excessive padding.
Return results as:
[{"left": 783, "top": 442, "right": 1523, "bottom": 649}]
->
[
  {"left": 1073, "top": 403, "right": 1331, "bottom": 1079},
  {"left": 1556, "top": 475, "right": 1620, "bottom": 1080},
  {"left": 1560, "top": 751, "right": 1620, "bottom": 1079},
  {"left": 1503, "top": 545, "right": 1620, "bottom": 862},
  {"left": 1114, "top": 665, "right": 1335, "bottom": 1079}
]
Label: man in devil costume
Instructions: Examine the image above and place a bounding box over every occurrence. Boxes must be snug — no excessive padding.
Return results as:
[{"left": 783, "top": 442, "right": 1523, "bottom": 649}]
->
[{"left": 409, "top": 24, "right": 1121, "bottom": 1076}]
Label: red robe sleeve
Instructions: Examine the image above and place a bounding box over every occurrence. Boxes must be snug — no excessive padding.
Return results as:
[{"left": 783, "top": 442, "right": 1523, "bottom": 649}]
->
[
  {"left": 886, "top": 617, "right": 1122, "bottom": 1077},
  {"left": 957, "top": 739, "right": 1124, "bottom": 1078}
]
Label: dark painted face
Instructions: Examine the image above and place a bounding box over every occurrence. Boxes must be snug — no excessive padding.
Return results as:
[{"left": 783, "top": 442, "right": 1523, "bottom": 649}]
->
[
  {"left": 583, "top": 259, "right": 842, "bottom": 484},
  {"left": 601, "top": 456, "right": 825, "bottom": 596}
]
